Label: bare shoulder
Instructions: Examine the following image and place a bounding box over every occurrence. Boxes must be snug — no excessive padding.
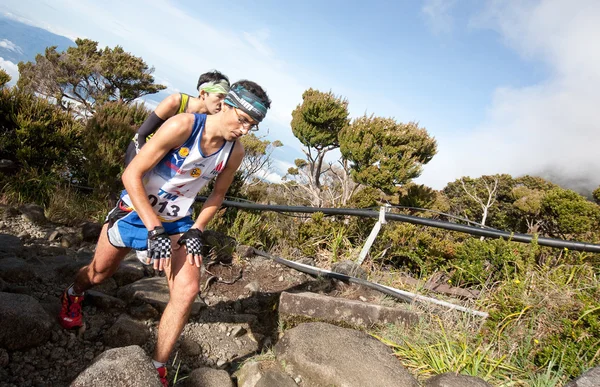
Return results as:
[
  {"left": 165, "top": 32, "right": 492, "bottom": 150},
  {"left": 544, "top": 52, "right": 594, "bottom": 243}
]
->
[{"left": 155, "top": 93, "right": 183, "bottom": 119}]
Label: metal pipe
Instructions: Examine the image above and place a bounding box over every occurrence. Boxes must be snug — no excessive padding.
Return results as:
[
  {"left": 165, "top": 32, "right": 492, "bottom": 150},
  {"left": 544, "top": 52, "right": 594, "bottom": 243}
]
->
[
  {"left": 253, "top": 248, "right": 489, "bottom": 318},
  {"left": 197, "top": 197, "right": 600, "bottom": 253}
]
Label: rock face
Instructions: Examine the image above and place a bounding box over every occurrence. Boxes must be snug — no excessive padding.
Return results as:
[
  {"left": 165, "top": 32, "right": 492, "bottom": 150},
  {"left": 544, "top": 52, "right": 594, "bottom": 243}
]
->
[
  {"left": 279, "top": 291, "right": 417, "bottom": 328},
  {"left": 0, "top": 292, "right": 53, "bottom": 350},
  {"left": 103, "top": 314, "right": 151, "bottom": 348},
  {"left": 183, "top": 367, "right": 234, "bottom": 387},
  {"left": 425, "top": 373, "right": 493, "bottom": 387},
  {"left": 70, "top": 345, "right": 162, "bottom": 387},
  {"left": 274, "top": 322, "right": 419, "bottom": 387},
  {"left": 565, "top": 366, "right": 600, "bottom": 387}
]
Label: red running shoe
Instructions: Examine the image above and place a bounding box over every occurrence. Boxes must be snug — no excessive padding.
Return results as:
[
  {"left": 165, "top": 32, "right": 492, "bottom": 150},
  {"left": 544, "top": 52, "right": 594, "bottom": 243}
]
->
[
  {"left": 157, "top": 366, "right": 168, "bottom": 387},
  {"left": 58, "top": 287, "right": 84, "bottom": 329}
]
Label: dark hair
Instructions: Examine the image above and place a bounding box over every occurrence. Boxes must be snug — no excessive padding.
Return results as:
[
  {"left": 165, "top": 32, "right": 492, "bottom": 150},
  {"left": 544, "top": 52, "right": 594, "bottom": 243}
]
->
[
  {"left": 196, "top": 70, "right": 229, "bottom": 90},
  {"left": 231, "top": 79, "right": 272, "bottom": 110}
]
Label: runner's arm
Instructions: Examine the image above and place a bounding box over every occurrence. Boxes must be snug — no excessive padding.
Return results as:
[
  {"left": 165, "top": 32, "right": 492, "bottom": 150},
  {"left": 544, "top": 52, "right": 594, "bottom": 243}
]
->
[
  {"left": 136, "top": 93, "right": 182, "bottom": 146},
  {"left": 122, "top": 113, "right": 195, "bottom": 231},
  {"left": 192, "top": 141, "right": 246, "bottom": 231}
]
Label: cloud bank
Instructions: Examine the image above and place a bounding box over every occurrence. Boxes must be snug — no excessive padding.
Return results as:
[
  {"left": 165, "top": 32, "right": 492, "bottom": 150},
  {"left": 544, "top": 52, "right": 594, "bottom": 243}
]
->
[{"left": 419, "top": 0, "right": 600, "bottom": 193}]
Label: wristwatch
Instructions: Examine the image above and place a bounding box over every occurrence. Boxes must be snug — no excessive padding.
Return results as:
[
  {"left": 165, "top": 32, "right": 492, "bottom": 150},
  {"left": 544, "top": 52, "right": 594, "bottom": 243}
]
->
[{"left": 148, "top": 226, "right": 166, "bottom": 238}]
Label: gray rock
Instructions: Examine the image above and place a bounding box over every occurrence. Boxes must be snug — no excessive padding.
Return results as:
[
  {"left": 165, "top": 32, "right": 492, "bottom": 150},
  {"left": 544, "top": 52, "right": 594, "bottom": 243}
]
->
[
  {"left": 0, "top": 233, "right": 23, "bottom": 259},
  {"left": 565, "top": 366, "right": 600, "bottom": 387},
  {"left": 255, "top": 368, "right": 298, "bottom": 387},
  {"left": 19, "top": 203, "right": 46, "bottom": 224},
  {"left": 331, "top": 260, "right": 368, "bottom": 279},
  {"left": 86, "top": 290, "right": 127, "bottom": 311},
  {"left": 235, "top": 361, "right": 262, "bottom": 387},
  {"left": 0, "top": 292, "right": 53, "bottom": 350},
  {"left": 81, "top": 222, "right": 103, "bottom": 243},
  {"left": 425, "top": 373, "right": 493, "bottom": 387},
  {"left": 274, "top": 322, "right": 418, "bottom": 387},
  {"left": 183, "top": 367, "right": 234, "bottom": 387},
  {"left": 279, "top": 291, "right": 417, "bottom": 328},
  {"left": 71, "top": 345, "right": 162, "bottom": 387},
  {"left": 0, "top": 257, "right": 35, "bottom": 283},
  {"left": 113, "top": 258, "right": 145, "bottom": 287},
  {"left": 236, "top": 244, "right": 255, "bottom": 258},
  {"left": 129, "top": 303, "right": 160, "bottom": 320},
  {"left": 117, "top": 276, "right": 205, "bottom": 315},
  {"left": 103, "top": 314, "right": 150, "bottom": 348}
]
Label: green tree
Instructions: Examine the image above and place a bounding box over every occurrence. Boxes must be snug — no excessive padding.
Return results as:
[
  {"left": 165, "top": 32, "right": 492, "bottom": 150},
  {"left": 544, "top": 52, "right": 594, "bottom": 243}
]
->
[
  {"left": 17, "top": 38, "right": 165, "bottom": 116},
  {"left": 239, "top": 134, "right": 282, "bottom": 188},
  {"left": 77, "top": 101, "right": 149, "bottom": 196},
  {"left": 593, "top": 186, "right": 600, "bottom": 204},
  {"left": 511, "top": 186, "right": 545, "bottom": 233},
  {"left": 0, "top": 88, "right": 83, "bottom": 204},
  {"left": 290, "top": 88, "right": 350, "bottom": 205},
  {"left": 540, "top": 187, "right": 600, "bottom": 237},
  {"left": 0, "top": 68, "right": 11, "bottom": 88},
  {"left": 339, "top": 115, "right": 437, "bottom": 194}
]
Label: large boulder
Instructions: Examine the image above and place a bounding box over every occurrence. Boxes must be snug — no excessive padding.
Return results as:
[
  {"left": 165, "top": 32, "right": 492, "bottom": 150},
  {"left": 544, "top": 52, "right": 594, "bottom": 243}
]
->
[
  {"left": 274, "top": 322, "right": 418, "bottom": 387},
  {"left": 0, "top": 234, "right": 23, "bottom": 259},
  {"left": 565, "top": 366, "right": 600, "bottom": 387},
  {"left": 103, "top": 314, "right": 150, "bottom": 348},
  {"left": 0, "top": 292, "right": 53, "bottom": 350},
  {"left": 117, "top": 276, "right": 205, "bottom": 315},
  {"left": 424, "top": 373, "right": 493, "bottom": 387},
  {"left": 183, "top": 367, "right": 234, "bottom": 387},
  {"left": 0, "top": 257, "right": 35, "bottom": 283},
  {"left": 70, "top": 345, "right": 162, "bottom": 387},
  {"left": 279, "top": 291, "right": 417, "bottom": 328}
]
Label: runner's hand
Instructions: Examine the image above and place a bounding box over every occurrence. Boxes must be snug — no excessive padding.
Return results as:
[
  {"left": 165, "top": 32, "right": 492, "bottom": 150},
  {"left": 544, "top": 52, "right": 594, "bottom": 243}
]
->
[
  {"left": 177, "top": 228, "right": 203, "bottom": 267},
  {"left": 147, "top": 226, "right": 171, "bottom": 271}
]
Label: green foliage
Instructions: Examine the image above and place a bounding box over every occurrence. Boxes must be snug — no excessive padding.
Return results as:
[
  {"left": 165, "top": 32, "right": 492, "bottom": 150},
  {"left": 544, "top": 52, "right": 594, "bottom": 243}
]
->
[
  {"left": 398, "top": 183, "right": 438, "bottom": 209},
  {"left": 450, "top": 238, "right": 533, "bottom": 288},
  {"left": 0, "top": 68, "right": 11, "bottom": 88},
  {"left": 77, "top": 101, "right": 149, "bottom": 196},
  {"left": 17, "top": 38, "right": 165, "bottom": 115},
  {"left": 239, "top": 133, "right": 282, "bottom": 185},
  {"left": 347, "top": 186, "right": 380, "bottom": 209},
  {"left": 291, "top": 88, "right": 349, "bottom": 149},
  {"left": 540, "top": 187, "right": 600, "bottom": 237},
  {"left": 339, "top": 115, "right": 437, "bottom": 194},
  {"left": 593, "top": 186, "right": 600, "bottom": 204},
  {"left": 373, "top": 223, "right": 459, "bottom": 275},
  {"left": 0, "top": 88, "right": 82, "bottom": 205}
]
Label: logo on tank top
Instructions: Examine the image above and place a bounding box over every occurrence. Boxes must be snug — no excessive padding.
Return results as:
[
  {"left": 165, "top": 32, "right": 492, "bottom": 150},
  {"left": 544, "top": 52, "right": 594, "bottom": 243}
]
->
[
  {"left": 191, "top": 168, "right": 202, "bottom": 178},
  {"left": 211, "top": 161, "right": 224, "bottom": 175},
  {"left": 178, "top": 147, "right": 190, "bottom": 158}
]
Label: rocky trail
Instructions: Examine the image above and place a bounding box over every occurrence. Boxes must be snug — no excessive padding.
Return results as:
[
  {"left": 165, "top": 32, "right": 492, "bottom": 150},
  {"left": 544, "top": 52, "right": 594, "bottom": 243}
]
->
[{"left": 0, "top": 204, "right": 597, "bottom": 387}]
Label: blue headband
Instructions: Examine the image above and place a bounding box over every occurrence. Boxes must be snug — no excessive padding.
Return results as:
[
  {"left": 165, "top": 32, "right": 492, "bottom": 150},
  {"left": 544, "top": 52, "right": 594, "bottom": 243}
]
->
[{"left": 224, "top": 84, "right": 268, "bottom": 123}]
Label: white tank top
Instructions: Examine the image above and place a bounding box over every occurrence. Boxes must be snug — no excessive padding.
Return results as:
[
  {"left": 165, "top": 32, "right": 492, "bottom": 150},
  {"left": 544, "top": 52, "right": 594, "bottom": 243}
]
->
[{"left": 121, "top": 114, "right": 236, "bottom": 221}]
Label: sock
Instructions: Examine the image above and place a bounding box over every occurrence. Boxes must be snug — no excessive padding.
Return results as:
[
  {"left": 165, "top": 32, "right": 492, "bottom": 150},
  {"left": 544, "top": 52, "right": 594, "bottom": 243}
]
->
[
  {"left": 152, "top": 360, "right": 165, "bottom": 369},
  {"left": 67, "top": 285, "right": 84, "bottom": 297}
]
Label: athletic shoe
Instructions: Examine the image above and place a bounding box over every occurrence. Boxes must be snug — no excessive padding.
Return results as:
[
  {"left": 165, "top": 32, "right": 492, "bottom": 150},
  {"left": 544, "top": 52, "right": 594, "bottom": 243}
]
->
[
  {"left": 157, "top": 366, "right": 168, "bottom": 387},
  {"left": 58, "top": 287, "right": 84, "bottom": 329}
]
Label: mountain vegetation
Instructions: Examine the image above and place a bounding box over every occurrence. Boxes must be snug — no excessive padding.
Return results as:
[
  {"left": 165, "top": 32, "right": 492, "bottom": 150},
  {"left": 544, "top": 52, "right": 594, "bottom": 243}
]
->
[{"left": 1, "top": 40, "right": 599, "bottom": 385}]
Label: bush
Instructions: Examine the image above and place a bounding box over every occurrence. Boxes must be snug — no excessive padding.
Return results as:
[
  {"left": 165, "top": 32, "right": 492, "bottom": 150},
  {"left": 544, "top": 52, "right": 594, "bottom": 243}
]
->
[
  {"left": 0, "top": 88, "right": 83, "bottom": 205},
  {"left": 77, "top": 101, "right": 149, "bottom": 196}
]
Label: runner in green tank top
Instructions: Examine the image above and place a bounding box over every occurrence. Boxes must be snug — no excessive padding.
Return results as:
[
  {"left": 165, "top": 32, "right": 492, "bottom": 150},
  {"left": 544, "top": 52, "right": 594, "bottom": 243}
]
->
[{"left": 124, "top": 70, "right": 230, "bottom": 166}]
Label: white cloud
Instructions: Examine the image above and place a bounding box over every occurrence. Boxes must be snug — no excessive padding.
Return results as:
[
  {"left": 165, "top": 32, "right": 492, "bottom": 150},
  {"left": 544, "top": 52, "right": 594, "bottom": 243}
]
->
[
  {"left": 0, "top": 57, "right": 19, "bottom": 85},
  {"left": 0, "top": 39, "right": 23, "bottom": 54},
  {"left": 418, "top": 0, "right": 600, "bottom": 192},
  {"left": 422, "top": 0, "right": 457, "bottom": 35}
]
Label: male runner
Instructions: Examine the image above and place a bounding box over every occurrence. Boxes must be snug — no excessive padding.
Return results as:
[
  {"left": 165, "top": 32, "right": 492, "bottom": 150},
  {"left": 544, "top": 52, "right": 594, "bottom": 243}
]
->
[
  {"left": 124, "top": 70, "right": 230, "bottom": 166},
  {"left": 59, "top": 80, "right": 270, "bottom": 386}
]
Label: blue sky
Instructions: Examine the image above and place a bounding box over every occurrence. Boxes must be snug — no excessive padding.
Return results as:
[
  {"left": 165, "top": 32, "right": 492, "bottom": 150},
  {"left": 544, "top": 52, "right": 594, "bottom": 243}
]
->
[{"left": 1, "top": 0, "right": 599, "bottom": 191}]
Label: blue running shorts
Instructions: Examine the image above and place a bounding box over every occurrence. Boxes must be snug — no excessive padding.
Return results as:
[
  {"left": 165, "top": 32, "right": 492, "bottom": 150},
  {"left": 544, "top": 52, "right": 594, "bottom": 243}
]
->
[{"left": 105, "top": 200, "right": 193, "bottom": 250}]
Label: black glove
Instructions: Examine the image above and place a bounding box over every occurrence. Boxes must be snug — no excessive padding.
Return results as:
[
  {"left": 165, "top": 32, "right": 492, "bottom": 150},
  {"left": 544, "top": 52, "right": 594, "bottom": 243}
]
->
[
  {"left": 177, "top": 228, "right": 203, "bottom": 256},
  {"left": 147, "top": 226, "right": 171, "bottom": 261}
]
